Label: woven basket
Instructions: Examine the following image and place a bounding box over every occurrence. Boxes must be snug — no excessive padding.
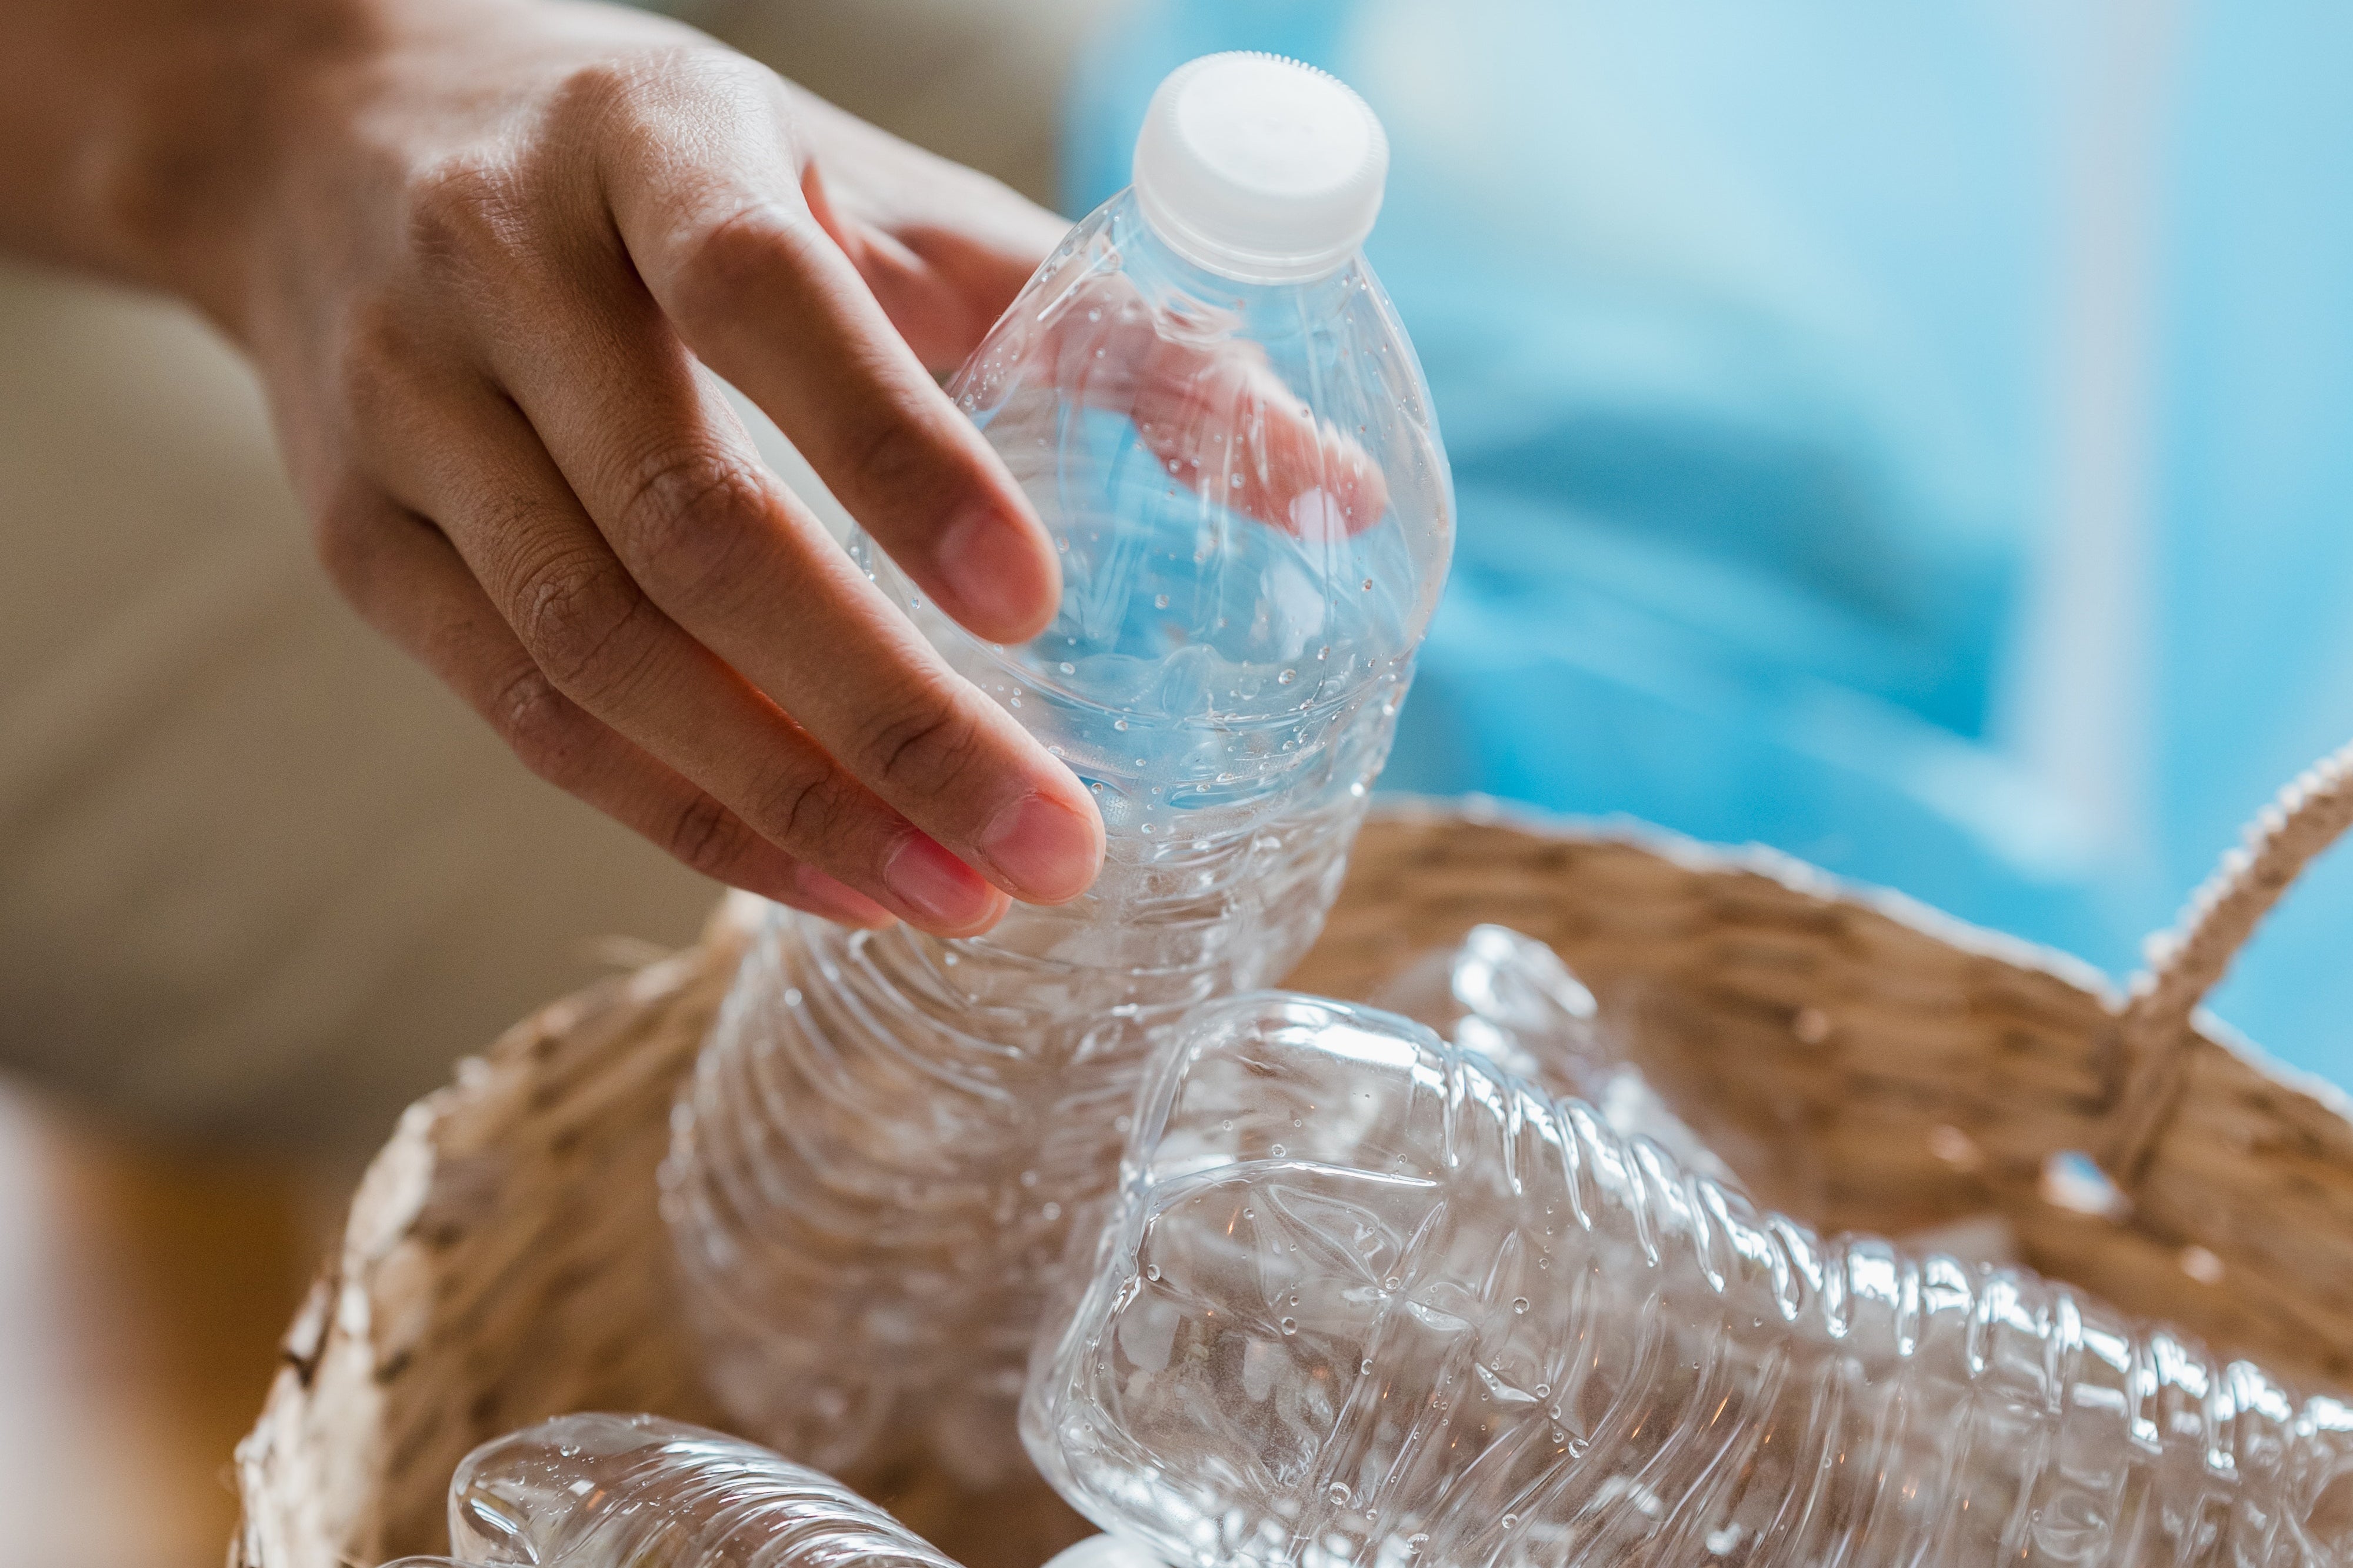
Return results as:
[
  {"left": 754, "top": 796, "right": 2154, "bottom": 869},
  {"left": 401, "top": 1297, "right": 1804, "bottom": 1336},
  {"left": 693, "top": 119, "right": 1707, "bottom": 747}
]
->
[{"left": 231, "top": 752, "right": 2353, "bottom": 1568}]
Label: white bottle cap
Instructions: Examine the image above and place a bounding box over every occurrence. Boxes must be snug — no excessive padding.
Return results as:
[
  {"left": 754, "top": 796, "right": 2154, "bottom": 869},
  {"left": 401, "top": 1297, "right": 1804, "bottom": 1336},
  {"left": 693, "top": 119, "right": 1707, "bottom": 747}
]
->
[
  {"left": 1039, "top": 1536, "right": 1171, "bottom": 1568},
  {"left": 1132, "top": 52, "right": 1389, "bottom": 283}
]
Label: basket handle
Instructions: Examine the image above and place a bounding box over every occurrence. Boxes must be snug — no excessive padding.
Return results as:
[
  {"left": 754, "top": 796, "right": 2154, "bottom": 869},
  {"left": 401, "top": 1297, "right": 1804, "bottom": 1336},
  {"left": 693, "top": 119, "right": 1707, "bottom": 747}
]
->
[{"left": 2101, "top": 738, "right": 2353, "bottom": 1183}]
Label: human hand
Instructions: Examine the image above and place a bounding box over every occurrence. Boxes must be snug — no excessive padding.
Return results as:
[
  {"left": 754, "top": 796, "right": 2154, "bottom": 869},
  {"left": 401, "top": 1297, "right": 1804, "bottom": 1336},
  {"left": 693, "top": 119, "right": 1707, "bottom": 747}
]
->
[{"left": 190, "top": 0, "right": 1109, "bottom": 935}]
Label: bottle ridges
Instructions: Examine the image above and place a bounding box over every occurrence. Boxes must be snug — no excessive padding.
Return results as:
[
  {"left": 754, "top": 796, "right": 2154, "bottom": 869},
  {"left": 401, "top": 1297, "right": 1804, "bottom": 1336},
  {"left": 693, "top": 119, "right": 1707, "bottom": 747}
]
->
[
  {"left": 663, "top": 772, "right": 1384, "bottom": 1476},
  {"left": 447, "top": 1414, "right": 955, "bottom": 1568},
  {"left": 1027, "top": 996, "right": 2353, "bottom": 1567}
]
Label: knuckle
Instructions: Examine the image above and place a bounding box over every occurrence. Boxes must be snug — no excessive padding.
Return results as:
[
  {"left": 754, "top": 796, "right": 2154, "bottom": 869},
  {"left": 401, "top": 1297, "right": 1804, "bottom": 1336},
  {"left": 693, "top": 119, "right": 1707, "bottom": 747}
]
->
[
  {"left": 309, "top": 496, "right": 380, "bottom": 600},
  {"left": 618, "top": 447, "right": 769, "bottom": 602},
  {"left": 545, "top": 56, "right": 645, "bottom": 122},
  {"left": 669, "top": 201, "right": 811, "bottom": 326},
  {"left": 511, "top": 549, "right": 648, "bottom": 700},
  {"left": 842, "top": 412, "right": 969, "bottom": 530},
  {"left": 490, "top": 666, "right": 596, "bottom": 786},
  {"left": 665, "top": 791, "right": 745, "bottom": 875},
  {"left": 555, "top": 44, "right": 751, "bottom": 125},
  {"left": 406, "top": 154, "right": 530, "bottom": 278},
  {"left": 861, "top": 696, "right": 988, "bottom": 799},
  {"left": 742, "top": 765, "right": 851, "bottom": 857},
  {"left": 333, "top": 296, "right": 429, "bottom": 432}
]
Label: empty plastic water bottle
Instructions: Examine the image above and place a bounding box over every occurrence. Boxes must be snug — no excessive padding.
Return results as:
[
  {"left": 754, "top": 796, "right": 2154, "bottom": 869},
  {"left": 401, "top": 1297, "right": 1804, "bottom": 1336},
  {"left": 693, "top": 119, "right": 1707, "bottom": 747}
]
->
[
  {"left": 381, "top": 1413, "right": 955, "bottom": 1568},
  {"left": 664, "top": 51, "right": 1451, "bottom": 1478},
  {"left": 1374, "top": 923, "right": 1731, "bottom": 1183},
  {"left": 1027, "top": 993, "right": 2353, "bottom": 1566}
]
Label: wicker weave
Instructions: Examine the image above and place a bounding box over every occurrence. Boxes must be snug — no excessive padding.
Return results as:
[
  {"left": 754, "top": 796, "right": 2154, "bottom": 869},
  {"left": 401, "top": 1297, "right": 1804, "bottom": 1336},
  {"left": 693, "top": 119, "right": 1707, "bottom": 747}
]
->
[{"left": 231, "top": 765, "right": 2353, "bottom": 1568}]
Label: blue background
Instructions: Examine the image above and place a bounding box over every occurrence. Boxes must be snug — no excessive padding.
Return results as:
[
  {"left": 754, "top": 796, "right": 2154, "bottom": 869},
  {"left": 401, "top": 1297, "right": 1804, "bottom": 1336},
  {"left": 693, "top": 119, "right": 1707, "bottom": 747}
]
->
[{"left": 1065, "top": 0, "right": 2353, "bottom": 1090}]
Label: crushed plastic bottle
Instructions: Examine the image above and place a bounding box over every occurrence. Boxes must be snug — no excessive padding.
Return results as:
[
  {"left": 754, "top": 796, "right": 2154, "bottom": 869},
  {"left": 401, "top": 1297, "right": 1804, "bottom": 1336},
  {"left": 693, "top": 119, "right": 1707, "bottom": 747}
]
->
[
  {"left": 380, "top": 1413, "right": 956, "bottom": 1568},
  {"left": 1374, "top": 923, "right": 1731, "bottom": 1183},
  {"left": 663, "top": 52, "right": 1451, "bottom": 1478},
  {"left": 1027, "top": 993, "right": 2353, "bottom": 1567}
]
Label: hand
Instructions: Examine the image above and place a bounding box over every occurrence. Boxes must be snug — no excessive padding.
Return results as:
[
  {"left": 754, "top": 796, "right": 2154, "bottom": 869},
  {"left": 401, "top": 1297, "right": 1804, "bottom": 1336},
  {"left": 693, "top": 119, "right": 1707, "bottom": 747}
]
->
[{"left": 193, "top": 0, "right": 1108, "bottom": 935}]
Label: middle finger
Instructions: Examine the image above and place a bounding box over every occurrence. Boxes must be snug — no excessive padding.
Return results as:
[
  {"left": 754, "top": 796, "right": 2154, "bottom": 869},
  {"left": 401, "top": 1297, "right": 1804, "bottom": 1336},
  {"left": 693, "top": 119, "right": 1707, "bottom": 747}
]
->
[{"left": 369, "top": 380, "right": 1012, "bottom": 936}]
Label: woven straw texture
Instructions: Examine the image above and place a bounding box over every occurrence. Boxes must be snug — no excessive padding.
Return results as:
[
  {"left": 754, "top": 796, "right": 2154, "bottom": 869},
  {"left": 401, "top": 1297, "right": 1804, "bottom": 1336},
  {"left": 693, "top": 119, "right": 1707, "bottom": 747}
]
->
[{"left": 231, "top": 762, "right": 2353, "bottom": 1568}]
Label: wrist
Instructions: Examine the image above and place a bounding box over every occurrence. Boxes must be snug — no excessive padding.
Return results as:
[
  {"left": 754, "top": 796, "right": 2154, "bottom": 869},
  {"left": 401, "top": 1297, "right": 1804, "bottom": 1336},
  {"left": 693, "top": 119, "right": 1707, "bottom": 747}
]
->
[{"left": 77, "top": 0, "right": 390, "bottom": 328}]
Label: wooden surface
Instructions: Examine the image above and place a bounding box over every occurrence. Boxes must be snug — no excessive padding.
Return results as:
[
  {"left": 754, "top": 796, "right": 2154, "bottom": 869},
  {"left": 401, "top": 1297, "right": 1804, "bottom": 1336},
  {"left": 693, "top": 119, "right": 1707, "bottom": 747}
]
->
[{"left": 0, "top": 1080, "right": 328, "bottom": 1568}]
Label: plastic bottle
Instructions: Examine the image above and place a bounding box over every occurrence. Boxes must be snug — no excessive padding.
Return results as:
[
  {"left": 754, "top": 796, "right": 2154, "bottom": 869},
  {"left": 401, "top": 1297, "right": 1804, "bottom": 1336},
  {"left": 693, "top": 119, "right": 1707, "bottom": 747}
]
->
[
  {"left": 663, "top": 51, "right": 1452, "bottom": 1479},
  {"left": 1374, "top": 923, "right": 1730, "bottom": 1183},
  {"left": 1380, "top": 924, "right": 2021, "bottom": 1266},
  {"left": 381, "top": 1413, "right": 956, "bottom": 1568},
  {"left": 1027, "top": 993, "right": 2353, "bottom": 1567}
]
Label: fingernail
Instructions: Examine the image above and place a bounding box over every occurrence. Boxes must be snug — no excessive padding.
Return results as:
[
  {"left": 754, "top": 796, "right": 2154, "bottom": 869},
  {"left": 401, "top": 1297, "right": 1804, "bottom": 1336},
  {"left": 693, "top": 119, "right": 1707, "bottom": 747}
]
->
[
  {"left": 884, "top": 832, "right": 1000, "bottom": 929},
  {"left": 980, "top": 793, "right": 1102, "bottom": 903},
  {"left": 792, "top": 866, "right": 896, "bottom": 929},
  {"left": 937, "top": 503, "right": 1051, "bottom": 638}
]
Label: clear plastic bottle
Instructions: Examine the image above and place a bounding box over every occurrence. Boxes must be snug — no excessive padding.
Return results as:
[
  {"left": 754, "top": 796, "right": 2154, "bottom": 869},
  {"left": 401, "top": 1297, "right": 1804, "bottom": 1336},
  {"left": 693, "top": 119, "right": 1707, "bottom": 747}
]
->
[
  {"left": 1027, "top": 993, "right": 2353, "bottom": 1567},
  {"left": 381, "top": 1413, "right": 955, "bottom": 1568},
  {"left": 664, "top": 52, "right": 1452, "bottom": 1479},
  {"left": 1374, "top": 923, "right": 1731, "bottom": 1183}
]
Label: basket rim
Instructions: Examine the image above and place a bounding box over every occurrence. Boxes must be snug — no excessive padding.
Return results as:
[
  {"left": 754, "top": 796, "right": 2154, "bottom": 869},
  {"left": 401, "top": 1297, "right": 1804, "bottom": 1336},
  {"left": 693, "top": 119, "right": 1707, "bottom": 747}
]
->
[{"left": 1366, "top": 794, "right": 2353, "bottom": 1131}]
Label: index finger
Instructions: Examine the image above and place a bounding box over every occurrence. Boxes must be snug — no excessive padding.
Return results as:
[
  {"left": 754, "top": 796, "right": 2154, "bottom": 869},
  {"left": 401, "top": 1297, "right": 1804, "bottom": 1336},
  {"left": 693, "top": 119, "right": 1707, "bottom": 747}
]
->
[{"left": 598, "top": 70, "right": 1061, "bottom": 650}]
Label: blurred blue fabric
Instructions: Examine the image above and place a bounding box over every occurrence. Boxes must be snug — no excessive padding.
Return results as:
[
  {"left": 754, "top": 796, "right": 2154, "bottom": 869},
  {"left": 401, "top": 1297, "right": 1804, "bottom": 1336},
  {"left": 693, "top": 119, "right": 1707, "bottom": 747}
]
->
[{"left": 1065, "top": 0, "right": 2353, "bottom": 1087}]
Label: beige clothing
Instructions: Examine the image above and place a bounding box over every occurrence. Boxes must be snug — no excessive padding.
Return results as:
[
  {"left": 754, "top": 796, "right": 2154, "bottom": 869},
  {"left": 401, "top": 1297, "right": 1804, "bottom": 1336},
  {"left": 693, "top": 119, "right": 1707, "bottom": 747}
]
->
[{"left": 0, "top": 0, "right": 1111, "bottom": 1151}]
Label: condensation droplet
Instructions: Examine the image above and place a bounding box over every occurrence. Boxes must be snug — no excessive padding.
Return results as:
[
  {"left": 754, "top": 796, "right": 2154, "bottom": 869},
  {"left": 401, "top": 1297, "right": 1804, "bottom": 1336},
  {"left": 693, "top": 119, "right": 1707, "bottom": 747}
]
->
[
  {"left": 1154, "top": 593, "right": 1171, "bottom": 609},
  {"left": 1058, "top": 661, "right": 1075, "bottom": 675},
  {"left": 1270, "top": 1143, "right": 1287, "bottom": 1157},
  {"left": 1278, "top": 669, "right": 1297, "bottom": 685},
  {"left": 1144, "top": 1264, "right": 1161, "bottom": 1282},
  {"left": 1280, "top": 1317, "right": 1297, "bottom": 1335},
  {"left": 1513, "top": 1297, "right": 1530, "bottom": 1315},
  {"left": 1114, "top": 718, "right": 1130, "bottom": 732}
]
